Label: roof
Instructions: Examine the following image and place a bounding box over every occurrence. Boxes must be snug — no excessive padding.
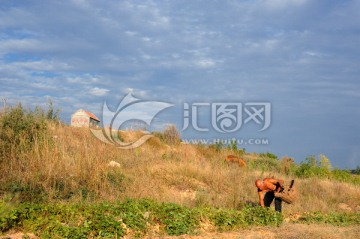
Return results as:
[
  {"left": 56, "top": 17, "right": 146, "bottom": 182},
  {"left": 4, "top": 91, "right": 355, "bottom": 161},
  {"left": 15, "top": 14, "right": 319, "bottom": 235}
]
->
[
  {"left": 72, "top": 109, "right": 101, "bottom": 122},
  {"left": 85, "top": 111, "right": 100, "bottom": 122}
]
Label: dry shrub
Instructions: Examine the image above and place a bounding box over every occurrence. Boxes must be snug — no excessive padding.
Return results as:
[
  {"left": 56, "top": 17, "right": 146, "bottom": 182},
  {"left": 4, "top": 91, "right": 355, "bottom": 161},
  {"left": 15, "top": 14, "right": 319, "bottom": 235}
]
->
[
  {"left": 0, "top": 121, "right": 128, "bottom": 202},
  {"left": 281, "top": 156, "right": 294, "bottom": 175},
  {"left": 163, "top": 124, "right": 181, "bottom": 145}
]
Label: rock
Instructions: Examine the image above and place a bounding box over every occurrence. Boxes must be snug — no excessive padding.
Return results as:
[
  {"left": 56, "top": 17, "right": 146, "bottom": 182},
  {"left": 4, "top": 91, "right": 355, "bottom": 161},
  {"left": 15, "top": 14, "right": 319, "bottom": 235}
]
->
[
  {"left": 108, "top": 161, "right": 121, "bottom": 168},
  {"left": 143, "top": 211, "right": 150, "bottom": 219}
]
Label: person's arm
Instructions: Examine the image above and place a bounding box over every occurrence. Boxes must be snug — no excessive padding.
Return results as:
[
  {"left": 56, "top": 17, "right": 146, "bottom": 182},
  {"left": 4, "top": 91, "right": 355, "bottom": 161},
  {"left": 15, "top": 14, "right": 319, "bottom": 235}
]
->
[
  {"left": 258, "top": 190, "right": 264, "bottom": 207},
  {"left": 277, "top": 179, "right": 284, "bottom": 192},
  {"left": 267, "top": 178, "right": 284, "bottom": 192}
]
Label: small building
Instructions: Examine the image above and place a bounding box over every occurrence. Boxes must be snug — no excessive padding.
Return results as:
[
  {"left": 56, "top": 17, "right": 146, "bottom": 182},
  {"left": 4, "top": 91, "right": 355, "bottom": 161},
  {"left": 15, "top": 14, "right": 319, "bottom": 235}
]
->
[{"left": 71, "top": 109, "right": 100, "bottom": 128}]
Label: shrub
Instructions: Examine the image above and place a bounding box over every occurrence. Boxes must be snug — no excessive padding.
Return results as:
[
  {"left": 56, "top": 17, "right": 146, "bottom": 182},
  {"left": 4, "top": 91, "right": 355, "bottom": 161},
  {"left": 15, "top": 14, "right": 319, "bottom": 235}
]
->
[
  {"left": 350, "top": 166, "right": 360, "bottom": 175},
  {"left": 209, "top": 141, "right": 225, "bottom": 152},
  {"left": 242, "top": 206, "right": 283, "bottom": 227},
  {"left": 295, "top": 155, "right": 331, "bottom": 179},
  {"left": 208, "top": 208, "right": 243, "bottom": 231},
  {"left": 156, "top": 202, "right": 200, "bottom": 235},
  {"left": 0, "top": 104, "right": 47, "bottom": 160},
  {"left": 163, "top": 124, "right": 181, "bottom": 145},
  {"left": 331, "top": 169, "right": 360, "bottom": 185},
  {"left": 247, "top": 157, "right": 280, "bottom": 172},
  {"left": 45, "top": 98, "right": 61, "bottom": 122},
  {"left": 259, "top": 152, "right": 278, "bottom": 160},
  {"left": 280, "top": 156, "right": 295, "bottom": 175},
  {"left": 228, "top": 139, "right": 238, "bottom": 151},
  {"left": 207, "top": 206, "right": 283, "bottom": 231}
]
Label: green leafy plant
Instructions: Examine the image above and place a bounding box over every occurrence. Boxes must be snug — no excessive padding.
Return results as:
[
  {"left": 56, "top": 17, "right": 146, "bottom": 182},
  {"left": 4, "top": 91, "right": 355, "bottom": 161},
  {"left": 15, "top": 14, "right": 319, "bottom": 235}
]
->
[
  {"left": 0, "top": 199, "right": 286, "bottom": 238},
  {"left": 156, "top": 202, "right": 200, "bottom": 236}
]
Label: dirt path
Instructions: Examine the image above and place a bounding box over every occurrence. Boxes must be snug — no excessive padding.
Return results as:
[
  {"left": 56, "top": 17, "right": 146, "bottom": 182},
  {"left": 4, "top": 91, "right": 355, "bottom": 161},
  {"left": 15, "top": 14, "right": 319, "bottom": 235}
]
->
[
  {"left": 2, "top": 223, "right": 359, "bottom": 239},
  {"left": 153, "top": 223, "right": 360, "bottom": 239}
]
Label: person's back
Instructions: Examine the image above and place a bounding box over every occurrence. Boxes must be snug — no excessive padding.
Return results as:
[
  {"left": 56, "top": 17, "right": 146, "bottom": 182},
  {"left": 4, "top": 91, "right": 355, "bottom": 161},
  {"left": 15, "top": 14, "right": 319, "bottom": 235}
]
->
[{"left": 255, "top": 178, "right": 284, "bottom": 212}]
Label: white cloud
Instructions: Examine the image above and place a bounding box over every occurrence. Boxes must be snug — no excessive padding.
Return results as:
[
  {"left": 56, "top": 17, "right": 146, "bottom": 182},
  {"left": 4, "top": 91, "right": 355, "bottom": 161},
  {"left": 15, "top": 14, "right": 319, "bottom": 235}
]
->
[
  {"left": 195, "top": 58, "right": 216, "bottom": 68},
  {"left": 262, "top": 0, "right": 308, "bottom": 11},
  {"left": 89, "top": 87, "right": 109, "bottom": 96},
  {"left": 12, "top": 60, "right": 70, "bottom": 71},
  {"left": 0, "top": 39, "right": 43, "bottom": 54}
]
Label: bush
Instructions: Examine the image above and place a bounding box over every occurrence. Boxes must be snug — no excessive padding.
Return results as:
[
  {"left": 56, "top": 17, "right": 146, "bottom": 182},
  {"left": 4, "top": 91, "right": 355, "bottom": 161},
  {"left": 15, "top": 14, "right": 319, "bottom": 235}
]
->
[
  {"left": 331, "top": 169, "right": 353, "bottom": 182},
  {"left": 350, "top": 166, "right": 360, "bottom": 175},
  {"left": 247, "top": 157, "right": 280, "bottom": 172},
  {"left": 0, "top": 104, "right": 48, "bottom": 160},
  {"left": 0, "top": 101, "right": 64, "bottom": 202},
  {"left": 162, "top": 124, "right": 181, "bottom": 145},
  {"left": 259, "top": 152, "right": 278, "bottom": 160},
  {"left": 227, "top": 139, "right": 238, "bottom": 151},
  {"left": 295, "top": 155, "right": 331, "bottom": 179},
  {"left": 207, "top": 206, "right": 283, "bottom": 231},
  {"left": 280, "top": 156, "right": 295, "bottom": 175},
  {"left": 45, "top": 98, "right": 61, "bottom": 122},
  {"left": 156, "top": 202, "right": 200, "bottom": 235}
]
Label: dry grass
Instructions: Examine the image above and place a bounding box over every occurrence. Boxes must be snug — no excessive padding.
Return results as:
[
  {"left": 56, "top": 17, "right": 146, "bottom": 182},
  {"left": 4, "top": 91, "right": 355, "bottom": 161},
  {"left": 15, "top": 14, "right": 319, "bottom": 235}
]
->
[{"left": 1, "top": 122, "right": 360, "bottom": 217}]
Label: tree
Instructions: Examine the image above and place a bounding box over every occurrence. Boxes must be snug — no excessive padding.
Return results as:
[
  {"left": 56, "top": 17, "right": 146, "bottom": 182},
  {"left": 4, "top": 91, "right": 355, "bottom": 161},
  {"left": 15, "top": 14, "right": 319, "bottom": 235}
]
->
[{"left": 46, "top": 98, "right": 61, "bottom": 121}]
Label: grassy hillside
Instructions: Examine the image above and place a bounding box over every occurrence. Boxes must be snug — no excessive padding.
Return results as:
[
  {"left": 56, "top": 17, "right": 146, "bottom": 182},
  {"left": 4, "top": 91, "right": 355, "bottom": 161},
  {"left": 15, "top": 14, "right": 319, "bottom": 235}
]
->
[{"left": 1, "top": 105, "right": 360, "bottom": 238}]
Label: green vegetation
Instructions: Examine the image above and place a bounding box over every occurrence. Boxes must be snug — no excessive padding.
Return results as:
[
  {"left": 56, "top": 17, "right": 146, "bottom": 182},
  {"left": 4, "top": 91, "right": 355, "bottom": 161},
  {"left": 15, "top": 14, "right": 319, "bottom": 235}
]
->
[
  {"left": 247, "top": 155, "right": 280, "bottom": 172},
  {"left": 350, "top": 166, "right": 360, "bottom": 175},
  {"left": 206, "top": 205, "right": 282, "bottom": 231},
  {"left": 0, "top": 199, "right": 283, "bottom": 238},
  {"left": 295, "top": 211, "right": 360, "bottom": 226},
  {"left": 293, "top": 155, "right": 360, "bottom": 184},
  {"left": 1, "top": 102, "right": 360, "bottom": 238},
  {"left": 2, "top": 199, "right": 359, "bottom": 238},
  {"left": 0, "top": 104, "right": 48, "bottom": 158},
  {"left": 259, "top": 152, "right": 278, "bottom": 160},
  {"left": 247, "top": 153, "right": 360, "bottom": 185}
]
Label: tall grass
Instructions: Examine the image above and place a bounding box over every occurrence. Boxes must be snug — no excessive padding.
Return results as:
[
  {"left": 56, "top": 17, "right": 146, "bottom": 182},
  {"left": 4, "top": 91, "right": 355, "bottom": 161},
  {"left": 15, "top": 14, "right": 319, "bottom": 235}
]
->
[{"left": 0, "top": 103, "right": 360, "bottom": 216}]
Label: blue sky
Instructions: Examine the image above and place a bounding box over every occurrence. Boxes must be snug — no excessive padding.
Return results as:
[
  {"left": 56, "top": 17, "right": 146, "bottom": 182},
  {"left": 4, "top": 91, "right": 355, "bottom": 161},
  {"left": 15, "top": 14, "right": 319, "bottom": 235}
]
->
[{"left": 1, "top": 0, "right": 359, "bottom": 168}]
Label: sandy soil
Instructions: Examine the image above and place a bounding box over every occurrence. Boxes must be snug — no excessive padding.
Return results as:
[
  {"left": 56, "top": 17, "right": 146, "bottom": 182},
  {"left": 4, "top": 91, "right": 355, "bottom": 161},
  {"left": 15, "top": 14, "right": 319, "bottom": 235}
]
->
[
  {"left": 2, "top": 223, "right": 359, "bottom": 239},
  {"left": 152, "top": 223, "right": 360, "bottom": 239}
]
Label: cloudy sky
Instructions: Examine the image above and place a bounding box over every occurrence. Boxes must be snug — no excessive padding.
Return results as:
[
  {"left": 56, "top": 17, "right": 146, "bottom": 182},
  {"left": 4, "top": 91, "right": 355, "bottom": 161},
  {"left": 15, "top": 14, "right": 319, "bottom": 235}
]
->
[{"left": 1, "top": 0, "right": 359, "bottom": 168}]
